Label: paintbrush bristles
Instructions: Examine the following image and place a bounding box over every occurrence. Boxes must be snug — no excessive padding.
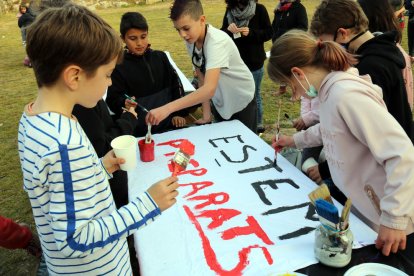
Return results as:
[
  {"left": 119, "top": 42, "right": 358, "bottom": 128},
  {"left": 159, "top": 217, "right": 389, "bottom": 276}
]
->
[
  {"left": 340, "top": 198, "right": 352, "bottom": 230},
  {"left": 308, "top": 183, "right": 333, "bottom": 205}
]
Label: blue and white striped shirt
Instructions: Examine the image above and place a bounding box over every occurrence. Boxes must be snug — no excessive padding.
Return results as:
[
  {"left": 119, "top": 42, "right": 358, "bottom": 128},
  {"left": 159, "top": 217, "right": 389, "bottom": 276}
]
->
[{"left": 18, "top": 109, "right": 161, "bottom": 275}]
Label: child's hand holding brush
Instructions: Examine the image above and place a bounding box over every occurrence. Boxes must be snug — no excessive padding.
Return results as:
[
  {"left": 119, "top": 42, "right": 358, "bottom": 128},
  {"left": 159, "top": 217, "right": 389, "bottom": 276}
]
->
[{"left": 272, "top": 134, "right": 295, "bottom": 149}]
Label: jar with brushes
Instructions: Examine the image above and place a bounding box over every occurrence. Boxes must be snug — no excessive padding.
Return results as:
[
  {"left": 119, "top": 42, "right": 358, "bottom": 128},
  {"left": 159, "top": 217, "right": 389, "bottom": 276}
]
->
[{"left": 314, "top": 223, "right": 353, "bottom": 267}]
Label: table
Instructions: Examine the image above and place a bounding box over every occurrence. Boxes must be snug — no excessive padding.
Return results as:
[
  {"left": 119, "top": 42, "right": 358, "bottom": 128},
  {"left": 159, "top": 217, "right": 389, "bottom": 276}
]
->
[{"left": 128, "top": 120, "right": 409, "bottom": 275}]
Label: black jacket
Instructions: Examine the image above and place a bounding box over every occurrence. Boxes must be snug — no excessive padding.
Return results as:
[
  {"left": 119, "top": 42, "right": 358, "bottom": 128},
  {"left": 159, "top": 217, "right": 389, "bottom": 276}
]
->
[
  {"left": 356, "top": 31, "right": 414, "bottom": 141},
  {"left": 72, "top": 100, "right": 138, "bottom": 208},
  {"left": 271, "top": 1, "right": 308, "bottom": 42},
  {"left": 106, "top": 49, "right": 187, "bottom": 137},
  {"left": 18, "top": 12, "right": 35, "bottom": 28},
  {"left": 221, "top": 3, "right": 272, "bottom": 71}
]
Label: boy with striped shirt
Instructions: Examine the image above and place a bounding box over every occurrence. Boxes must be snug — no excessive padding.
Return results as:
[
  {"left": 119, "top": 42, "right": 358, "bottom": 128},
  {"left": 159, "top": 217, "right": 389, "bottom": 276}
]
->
[{"left": 18, "top": 4, "right": 179, "bottom": 275}]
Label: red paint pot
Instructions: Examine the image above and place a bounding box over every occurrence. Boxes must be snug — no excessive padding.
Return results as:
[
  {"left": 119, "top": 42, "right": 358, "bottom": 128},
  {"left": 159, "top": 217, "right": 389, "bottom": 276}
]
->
[{"left": 138, "top": 139, "right": 155, "bottom": 162}]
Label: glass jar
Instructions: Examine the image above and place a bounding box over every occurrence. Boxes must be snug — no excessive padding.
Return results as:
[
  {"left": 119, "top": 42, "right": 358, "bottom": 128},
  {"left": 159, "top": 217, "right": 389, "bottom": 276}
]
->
[{"left": 314, "top": 224, "right": 353, "bottom": 267}]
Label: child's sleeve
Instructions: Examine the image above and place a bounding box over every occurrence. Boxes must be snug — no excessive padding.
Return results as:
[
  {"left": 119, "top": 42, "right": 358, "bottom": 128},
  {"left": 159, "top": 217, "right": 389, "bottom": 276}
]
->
[
  {"left": 40, "top": 144, "right": 161, "bottom": 257},
  {"left": 293, "top": 123, "right": 323, "bottom": 149},
  {"left": 300, "top": 97, "right": 320, "bottom": 127},
  {"left": 339, "top": 91, "right": 414, "bottom": 230},
  {"left": 106, "top": 68, "right": 128, "bottom": 118}
]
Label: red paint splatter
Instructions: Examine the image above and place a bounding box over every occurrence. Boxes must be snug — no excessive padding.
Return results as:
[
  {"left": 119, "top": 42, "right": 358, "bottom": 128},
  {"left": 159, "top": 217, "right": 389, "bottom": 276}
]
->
[
  {"left": 196, "top": 209, "right": 242, "bottom": 229},
  {"left": 157, "top": 139, "right": 186, "bottom": 148},
  {"left": 179, "top": 181, "right": 214, "bottom": 198},
  {"left": 221, "top": 216, "right": 274, "bottom": 245},
  {"left": 189, "top": 192, "right": 229, "bottom": 209},
  {"left": 179, "top": 139, "right": 195, "bottom": 156},
  {"left": 183, "top": 205, "right": 274, "bottom": 276}
]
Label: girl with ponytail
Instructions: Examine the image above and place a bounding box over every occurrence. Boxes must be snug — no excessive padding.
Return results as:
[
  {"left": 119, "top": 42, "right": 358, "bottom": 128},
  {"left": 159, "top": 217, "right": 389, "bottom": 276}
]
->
[{"left": 269, "top": 30, "right": 414, "bottom": 258}]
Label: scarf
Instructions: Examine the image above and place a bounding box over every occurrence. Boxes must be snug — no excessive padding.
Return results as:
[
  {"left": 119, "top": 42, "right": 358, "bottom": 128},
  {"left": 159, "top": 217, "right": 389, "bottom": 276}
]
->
[
  {"left": 276, "top": 0, "right": 295, "bottom": 12},
  {"left": 226, "top": 0, "right": 256, "bottom": 27}
]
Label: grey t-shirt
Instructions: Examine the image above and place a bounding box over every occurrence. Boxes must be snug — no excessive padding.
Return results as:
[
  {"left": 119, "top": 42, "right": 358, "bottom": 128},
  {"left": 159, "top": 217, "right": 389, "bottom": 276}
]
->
[{"left": 186, "top": 25, "right": 254, "bottom": 119}]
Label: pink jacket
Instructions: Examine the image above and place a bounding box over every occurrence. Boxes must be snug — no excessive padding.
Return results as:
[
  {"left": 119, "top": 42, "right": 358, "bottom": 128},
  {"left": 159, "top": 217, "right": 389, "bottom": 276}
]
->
[
  {"left": 294, "top": 69, "right": 414, "bottom": 234},
  {"left": 300, "top": 96, "right": 320, "bottom": 127}
]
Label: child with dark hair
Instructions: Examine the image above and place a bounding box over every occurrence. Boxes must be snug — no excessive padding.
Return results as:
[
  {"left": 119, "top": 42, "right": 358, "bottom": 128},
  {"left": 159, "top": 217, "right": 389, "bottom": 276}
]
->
[
  {"left": 221, "top": 0, "right": 272, "bottom": 133},
  {"left": 358, "top": 0, "right": 413, "bottom": 110},
  {"left": 17, "top": 3, "right": 35, "bottom": 67},
  {"left": 20, "top": 4, "right": 179, "bottom": 274},
  {"left": 146, "top": 0, "right": 257, "bottom": 132},
  {"left": 271, "top": 0, "right": 308, "bottom": 95},
  {"left": 270, "top": 29, "right": 414, "bottom": 258},
  {"left": 310, "top": 0, "right": 413, "bottom": 142},
  {"left": 106, "top": 11, "right": 188, "bottom": 137}
]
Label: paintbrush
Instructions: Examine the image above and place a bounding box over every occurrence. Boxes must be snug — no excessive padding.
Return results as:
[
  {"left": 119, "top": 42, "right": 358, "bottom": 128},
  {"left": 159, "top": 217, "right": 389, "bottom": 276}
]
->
[
  {"left": 308, "top": 183, "right": 334, "bottom": 205},
  {"left": 340, "top": 198, "right": 352, "bottom": 230},
  {"left": 315, "top": 199, "right": 340, "bottom": 231},
  {"left": 171, "top": 140, "right": 195, "bottom": 176},
  {"left": 124, "top": 94, "right": 149, "bottom": 113},
  {"left": 273, "top": 100, "right": 282, "bottom": 167},
  {"left": 145, "top": 124, "right": 152, "bottom": 144}
]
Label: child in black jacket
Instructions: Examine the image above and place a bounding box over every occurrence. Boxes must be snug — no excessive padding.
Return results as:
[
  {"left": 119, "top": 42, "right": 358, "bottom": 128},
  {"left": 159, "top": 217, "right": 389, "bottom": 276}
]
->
[{"left": 106, "top": 12, "right": 188, "bottom": 137}]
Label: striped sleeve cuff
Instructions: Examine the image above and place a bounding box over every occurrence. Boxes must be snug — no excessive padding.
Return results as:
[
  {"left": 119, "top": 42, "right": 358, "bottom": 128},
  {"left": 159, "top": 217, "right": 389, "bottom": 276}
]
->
[{"left": 100, "top": 158, "right": 113, "bottom": 180}]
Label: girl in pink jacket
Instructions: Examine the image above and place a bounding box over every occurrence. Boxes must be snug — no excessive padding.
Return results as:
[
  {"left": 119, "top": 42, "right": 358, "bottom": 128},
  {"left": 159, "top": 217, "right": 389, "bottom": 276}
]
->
[{"left": 268, "top": 29, "right": 414, "bottom": 258}]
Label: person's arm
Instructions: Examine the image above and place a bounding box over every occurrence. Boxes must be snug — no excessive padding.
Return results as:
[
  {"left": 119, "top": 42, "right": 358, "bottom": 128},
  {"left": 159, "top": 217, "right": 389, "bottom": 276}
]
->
[
  {"left": 73, "top": 101, "right": 137, "bottom": 158},
  {"left": 295, "top": 4, "right": 308, "bottom": 31},
  {"left": 163, "top": 54, "right": 190, "bottom": 118},
  {"left": 339, "top": 90, "right": 414, "bottom": 255},
  {"left": 300, "top": 97, "right": 320, "bottom": 127},
  {"left": 146, "top": 68, "right": 220, "bottom": 125},
  {"left": 293, "top": 123, "right": 324, "bottom": 149},
  {"left": 42, "top": 145, "right": 178, "bottom": 258},
  {"left": 239, "top": 4, "right": 273, "bottom": 43},
  {"left": 106, "top": 68, "right": 130, "bottom": 118}
]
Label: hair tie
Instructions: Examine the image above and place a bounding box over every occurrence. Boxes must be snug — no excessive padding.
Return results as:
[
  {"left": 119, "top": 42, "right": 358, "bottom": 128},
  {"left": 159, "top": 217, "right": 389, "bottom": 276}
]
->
[{"left": 317, "top": 40, "right": 324, "bottom": 49}]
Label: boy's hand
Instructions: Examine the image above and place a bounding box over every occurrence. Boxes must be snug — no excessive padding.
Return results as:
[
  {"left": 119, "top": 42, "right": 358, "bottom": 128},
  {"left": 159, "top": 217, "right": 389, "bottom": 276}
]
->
[
  {"left": 306, "top": 165, "right": 322, "bottom": 184},
  {"left": 123, "top": 106, "right": 138, "bottom": 119},
  {"left": 375, "top": 225, "right": 406, "bottom": 256},
  {"left": 272, "top": 134, "right": 295, "bottom": 149},
  {"left": 147, "top": 176, "right": 179, "bottom": 211},
  {"left": 146, "top": 106, "right": 171, "bottom": 125},
  {"left": 194, "top": 117, "right": 212, "bottom": 125},
  {"left": 172, "top": 116, "right": 187, "bottom": 128},
  {"left": 125, "top": 96, "right": 137, "bottom": 110},
  {"left": 102, "top": 150, "right": 125, "bottom": 174},
  {"left": 293, "top": 117, "right": 306, "bottom": 131}
]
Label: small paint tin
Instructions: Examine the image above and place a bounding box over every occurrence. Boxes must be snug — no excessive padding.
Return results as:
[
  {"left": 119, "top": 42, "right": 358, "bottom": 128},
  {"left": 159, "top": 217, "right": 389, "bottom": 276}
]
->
[{"left": 138, "top": 138, "right": 154, "bottom": 162}]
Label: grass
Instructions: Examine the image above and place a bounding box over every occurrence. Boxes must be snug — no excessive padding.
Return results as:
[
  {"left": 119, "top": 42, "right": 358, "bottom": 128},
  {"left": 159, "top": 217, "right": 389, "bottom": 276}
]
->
[{"left": 0, "top": 0, "right": 411, "bottom": 274}]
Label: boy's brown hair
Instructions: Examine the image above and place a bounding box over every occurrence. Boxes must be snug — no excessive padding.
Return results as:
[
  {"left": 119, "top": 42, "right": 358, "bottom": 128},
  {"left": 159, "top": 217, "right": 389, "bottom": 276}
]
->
[
  {"left": 169, "top": 0, "right": 204, "bottom": 21},
  {"left": 310, "top": 0, "right": 369, "bottom": 37},
  {"left": 26, "top": 4, "right": 123, "bottom": 88}
]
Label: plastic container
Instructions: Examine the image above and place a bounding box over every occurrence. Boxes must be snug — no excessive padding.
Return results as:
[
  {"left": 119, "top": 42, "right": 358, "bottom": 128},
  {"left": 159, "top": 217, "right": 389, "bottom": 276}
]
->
[{"left": 314, "top": 224, "right": 353, "bottom": 267}]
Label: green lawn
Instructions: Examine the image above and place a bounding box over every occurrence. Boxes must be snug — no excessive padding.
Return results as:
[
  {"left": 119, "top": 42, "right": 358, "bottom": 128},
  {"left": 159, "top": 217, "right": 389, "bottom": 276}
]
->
[{"left": 0, "top": 0, "right": 411, "bottom": 274}]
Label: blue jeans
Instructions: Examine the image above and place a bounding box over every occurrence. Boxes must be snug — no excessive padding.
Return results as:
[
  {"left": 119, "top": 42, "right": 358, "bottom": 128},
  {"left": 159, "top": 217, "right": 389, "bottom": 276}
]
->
[{"left": 251, "top": 67, "right": 264, "bottom": 126}]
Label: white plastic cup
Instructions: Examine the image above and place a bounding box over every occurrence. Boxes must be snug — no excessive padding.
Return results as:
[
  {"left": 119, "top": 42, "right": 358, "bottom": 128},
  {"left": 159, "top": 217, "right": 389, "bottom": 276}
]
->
[
  {"left": 302, "top": 157, "right": 318, "bottom": 173},
  {"left": 110, "top": 135, "right": 137, "bottom": 171}
]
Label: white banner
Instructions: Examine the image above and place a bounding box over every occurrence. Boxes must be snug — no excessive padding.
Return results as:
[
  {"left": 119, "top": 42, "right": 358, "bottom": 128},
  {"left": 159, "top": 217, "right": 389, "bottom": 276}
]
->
[{"left": 129, "top": 120, "right": 377, "bottom": 275}]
